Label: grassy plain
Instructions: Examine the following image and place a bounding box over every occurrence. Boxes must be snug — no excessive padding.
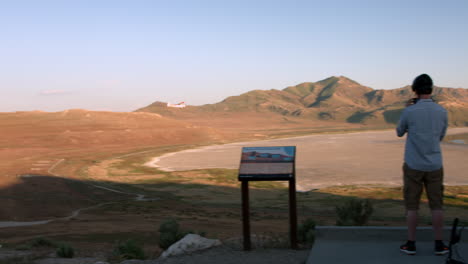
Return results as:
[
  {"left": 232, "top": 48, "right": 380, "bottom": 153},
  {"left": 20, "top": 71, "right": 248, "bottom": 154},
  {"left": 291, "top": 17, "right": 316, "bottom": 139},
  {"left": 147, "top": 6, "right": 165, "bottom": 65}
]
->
[{"left": 87, "top": 151, "right": 468, "bottom": 229}]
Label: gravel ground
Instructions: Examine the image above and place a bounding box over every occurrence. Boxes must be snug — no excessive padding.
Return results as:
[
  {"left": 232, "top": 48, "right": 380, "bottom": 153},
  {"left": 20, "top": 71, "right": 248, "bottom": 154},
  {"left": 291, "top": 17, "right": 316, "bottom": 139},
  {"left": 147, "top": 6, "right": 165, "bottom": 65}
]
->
[
  {"left": 119, "top": 246, "right": 309, "bottom": 264},
  {"left": 26, "top": 246, "right": 309, "bottom": 264},
  {"left": 152, "top": 246, "right": 309, "bottom": 264}
]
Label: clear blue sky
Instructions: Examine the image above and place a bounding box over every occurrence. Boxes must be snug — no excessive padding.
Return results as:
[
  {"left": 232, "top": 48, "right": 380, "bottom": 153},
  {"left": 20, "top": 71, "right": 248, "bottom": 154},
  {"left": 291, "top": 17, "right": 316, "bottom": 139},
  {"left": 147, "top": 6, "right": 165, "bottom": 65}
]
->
[{"left": 1, "top": 0, "right": 467, "bottom": 112}]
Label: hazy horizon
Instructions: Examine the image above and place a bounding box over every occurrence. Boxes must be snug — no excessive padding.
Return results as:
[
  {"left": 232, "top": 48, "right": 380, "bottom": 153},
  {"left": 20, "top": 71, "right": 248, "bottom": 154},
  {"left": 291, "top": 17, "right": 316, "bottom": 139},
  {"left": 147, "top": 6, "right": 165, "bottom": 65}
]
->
[
  {"left": 4, "top": 75, "right": 466, "bottom": 113},
  {"left": 1, "top": 0, "right": 467, "bottom": 112}
]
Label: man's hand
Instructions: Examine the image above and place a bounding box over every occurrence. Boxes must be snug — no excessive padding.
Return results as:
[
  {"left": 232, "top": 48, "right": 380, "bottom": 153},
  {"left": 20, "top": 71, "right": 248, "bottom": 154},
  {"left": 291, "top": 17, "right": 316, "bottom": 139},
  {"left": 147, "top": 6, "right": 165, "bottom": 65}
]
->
[{"left": 406, "top": 98, "right": 417, "bottom": 107}]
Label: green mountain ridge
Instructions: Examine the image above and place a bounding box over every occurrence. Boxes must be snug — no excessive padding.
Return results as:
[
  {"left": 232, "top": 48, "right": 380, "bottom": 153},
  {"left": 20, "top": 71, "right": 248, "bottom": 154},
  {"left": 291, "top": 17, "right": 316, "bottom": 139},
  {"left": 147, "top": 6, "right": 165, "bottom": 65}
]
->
[{"left": 136, "top": 76, "right": 468, "bottom": 126}]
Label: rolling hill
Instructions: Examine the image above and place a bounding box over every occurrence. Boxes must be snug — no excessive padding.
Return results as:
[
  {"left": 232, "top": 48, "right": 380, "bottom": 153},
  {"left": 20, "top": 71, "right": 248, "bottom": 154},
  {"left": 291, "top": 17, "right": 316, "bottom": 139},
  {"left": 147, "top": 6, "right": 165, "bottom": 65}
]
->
[
  {"left": 0, "top": 110, "right": 231, "bottom": 220},
  {"left": 137, "top": 76, "right": 468, "bottom": 126},
  {"left": 0, "top": 109, "right": 230, "bottom": 189}
]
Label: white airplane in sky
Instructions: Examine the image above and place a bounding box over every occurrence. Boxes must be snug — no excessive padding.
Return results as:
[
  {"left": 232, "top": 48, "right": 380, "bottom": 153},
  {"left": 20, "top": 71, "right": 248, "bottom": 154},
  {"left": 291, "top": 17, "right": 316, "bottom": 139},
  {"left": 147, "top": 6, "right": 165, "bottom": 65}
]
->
[{"left": 167, "top": 102, "right": 186, "bottom": 108}]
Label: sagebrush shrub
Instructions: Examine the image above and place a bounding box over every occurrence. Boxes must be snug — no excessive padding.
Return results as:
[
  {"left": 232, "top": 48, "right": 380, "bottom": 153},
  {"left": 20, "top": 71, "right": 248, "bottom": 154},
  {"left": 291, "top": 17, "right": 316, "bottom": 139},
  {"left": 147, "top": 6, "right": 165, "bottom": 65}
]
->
[
  {"left": 336, "top": 198, "right": 373, "bottom": 226},
  {"left": 297, "top": 218, "right": 316, "bottom": 245},
  {"left": 30, "top": 237, "right": 57, "bottom": 248},
  {"left": 159, "top": 218, "right": 180, "bottom": 233},
  {"left": 158, "top": 219, "right": 188, "bottom": 250},
  {"left": 113, "top": 239, "right": 145, "bottom": 260},
  {"left": 56, "top": 244, "right": 74, "bottom": 258}
]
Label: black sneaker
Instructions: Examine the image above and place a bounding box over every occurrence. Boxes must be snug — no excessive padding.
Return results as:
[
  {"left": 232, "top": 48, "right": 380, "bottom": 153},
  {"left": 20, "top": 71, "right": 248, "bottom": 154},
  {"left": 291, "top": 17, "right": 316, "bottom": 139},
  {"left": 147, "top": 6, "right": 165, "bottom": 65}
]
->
[
  {"left": 435, "top": 241, "right": 449, "bottom": 255},
  {"left": 400, "top": 241, "right": 416, "bottom": 255}
]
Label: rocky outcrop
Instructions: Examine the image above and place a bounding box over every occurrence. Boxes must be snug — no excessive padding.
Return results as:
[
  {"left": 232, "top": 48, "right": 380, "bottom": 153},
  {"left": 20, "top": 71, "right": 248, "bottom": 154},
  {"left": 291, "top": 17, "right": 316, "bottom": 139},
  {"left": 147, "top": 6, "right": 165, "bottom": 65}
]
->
[{"left": 161, "top": 234, "right": 222, "bottom": 258}]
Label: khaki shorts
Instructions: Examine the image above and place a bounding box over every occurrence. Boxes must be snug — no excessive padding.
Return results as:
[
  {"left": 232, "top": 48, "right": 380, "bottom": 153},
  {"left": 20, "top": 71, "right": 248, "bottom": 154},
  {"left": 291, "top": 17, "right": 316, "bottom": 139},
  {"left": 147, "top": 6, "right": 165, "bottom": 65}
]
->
[{"left": 403, "top": 163, "right": 444, "bottom": 210}]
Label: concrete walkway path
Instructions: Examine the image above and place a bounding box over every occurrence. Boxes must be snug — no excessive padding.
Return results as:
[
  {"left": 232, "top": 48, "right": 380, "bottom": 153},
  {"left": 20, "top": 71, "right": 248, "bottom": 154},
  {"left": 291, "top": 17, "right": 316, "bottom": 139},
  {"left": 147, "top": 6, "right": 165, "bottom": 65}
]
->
[{"left": 308, "top": 226, "right": 467, "bottom": 264}]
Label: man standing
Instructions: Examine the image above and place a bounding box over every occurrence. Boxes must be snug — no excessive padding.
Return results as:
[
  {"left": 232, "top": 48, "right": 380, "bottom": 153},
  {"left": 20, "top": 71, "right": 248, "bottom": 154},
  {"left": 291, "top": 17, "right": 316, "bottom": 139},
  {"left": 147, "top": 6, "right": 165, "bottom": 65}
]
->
[{"left": 397, "top": 74, "right": 449, "bottom": 255}]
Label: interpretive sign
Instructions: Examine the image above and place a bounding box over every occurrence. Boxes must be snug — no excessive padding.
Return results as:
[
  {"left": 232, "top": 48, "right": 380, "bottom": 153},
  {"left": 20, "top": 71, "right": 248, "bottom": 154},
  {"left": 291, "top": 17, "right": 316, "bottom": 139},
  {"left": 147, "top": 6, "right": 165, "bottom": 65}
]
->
[
  {"left": 238, "top": 146, "right": 297, "bottom": 251},
  {"left": 238, "top": 146, "right": 296, "bottom": 181}
]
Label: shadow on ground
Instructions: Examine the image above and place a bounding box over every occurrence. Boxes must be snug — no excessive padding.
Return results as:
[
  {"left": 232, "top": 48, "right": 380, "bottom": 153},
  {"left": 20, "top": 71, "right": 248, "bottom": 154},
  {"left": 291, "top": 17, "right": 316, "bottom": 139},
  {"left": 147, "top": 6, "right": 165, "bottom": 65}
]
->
[{"left": 1, "top": 174, "right": 468, "bottom": 262}]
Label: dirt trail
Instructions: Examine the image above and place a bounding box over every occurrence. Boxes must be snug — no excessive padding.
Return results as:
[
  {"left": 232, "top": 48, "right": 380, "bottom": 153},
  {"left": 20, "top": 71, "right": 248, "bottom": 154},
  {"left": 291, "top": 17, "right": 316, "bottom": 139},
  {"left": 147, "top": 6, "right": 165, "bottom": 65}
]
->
[{"left": 0, "top": 159, "right": 158, "bottom": 228}]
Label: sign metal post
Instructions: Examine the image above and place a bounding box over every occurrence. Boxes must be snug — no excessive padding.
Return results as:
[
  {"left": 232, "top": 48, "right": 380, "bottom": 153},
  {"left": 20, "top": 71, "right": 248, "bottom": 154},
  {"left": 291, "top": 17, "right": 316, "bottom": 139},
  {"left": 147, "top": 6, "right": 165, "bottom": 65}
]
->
[
  {"left": 241, "top": 180, "right": 251, "bottom": 250},
  {"left": 238, "top": 146, "right": 297, "bottom": 250}
]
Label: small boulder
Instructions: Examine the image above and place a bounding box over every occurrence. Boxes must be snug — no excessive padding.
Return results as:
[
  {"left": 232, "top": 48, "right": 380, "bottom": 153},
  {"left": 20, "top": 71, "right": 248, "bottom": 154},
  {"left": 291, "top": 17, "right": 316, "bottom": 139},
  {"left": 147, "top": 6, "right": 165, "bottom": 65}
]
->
[{"left": 161, "top": 234, "right": 221, "bottom": 258}]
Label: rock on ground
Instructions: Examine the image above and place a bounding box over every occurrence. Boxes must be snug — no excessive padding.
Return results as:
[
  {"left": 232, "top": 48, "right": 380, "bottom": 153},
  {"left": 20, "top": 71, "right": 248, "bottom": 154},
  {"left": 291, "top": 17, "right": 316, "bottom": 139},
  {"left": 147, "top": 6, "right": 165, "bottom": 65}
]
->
[{"left": 161, "top": 234, "right": 221, "bottom": 258}]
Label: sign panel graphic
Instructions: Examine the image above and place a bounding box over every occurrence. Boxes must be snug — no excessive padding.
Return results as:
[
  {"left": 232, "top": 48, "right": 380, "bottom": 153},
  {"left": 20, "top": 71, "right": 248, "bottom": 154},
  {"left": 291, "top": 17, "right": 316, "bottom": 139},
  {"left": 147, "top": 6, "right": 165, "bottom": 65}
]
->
[{"left": 238, "top": 146, "right": 295, "bottom": 181}]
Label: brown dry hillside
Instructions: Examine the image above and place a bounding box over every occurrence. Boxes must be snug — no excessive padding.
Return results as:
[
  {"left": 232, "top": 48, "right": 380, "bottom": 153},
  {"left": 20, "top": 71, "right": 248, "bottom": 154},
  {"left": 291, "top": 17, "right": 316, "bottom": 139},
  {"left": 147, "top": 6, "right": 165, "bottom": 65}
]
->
[
  {"left": 0, "top": 109, "right": 229, "bottom": 179},
  {"left": 137, "top": 76, "right": 468, "bottom": 126},
  {"left": 0, "top": 110, "right": 231, "bottom": 220}
]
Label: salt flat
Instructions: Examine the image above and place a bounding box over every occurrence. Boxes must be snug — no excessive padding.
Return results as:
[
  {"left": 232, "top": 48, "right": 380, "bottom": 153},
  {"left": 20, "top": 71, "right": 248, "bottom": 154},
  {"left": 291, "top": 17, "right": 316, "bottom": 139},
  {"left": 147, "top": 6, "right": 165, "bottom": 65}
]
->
[{"left": 146, "top": 128, "right": 468, "bottom": 191}]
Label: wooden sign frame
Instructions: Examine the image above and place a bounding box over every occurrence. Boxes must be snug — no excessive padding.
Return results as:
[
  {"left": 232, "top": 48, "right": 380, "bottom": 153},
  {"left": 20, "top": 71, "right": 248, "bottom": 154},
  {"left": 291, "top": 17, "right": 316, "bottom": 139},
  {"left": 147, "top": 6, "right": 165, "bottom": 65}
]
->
[{"left": 238, "top": 146, "right": 298, "bottom": 250}]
